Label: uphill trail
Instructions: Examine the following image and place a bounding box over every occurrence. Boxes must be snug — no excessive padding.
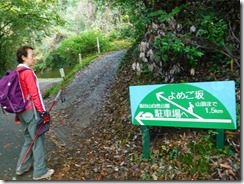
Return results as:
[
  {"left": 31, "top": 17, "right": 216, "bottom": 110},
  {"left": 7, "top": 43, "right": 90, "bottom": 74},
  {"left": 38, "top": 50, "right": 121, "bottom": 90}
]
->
[{"left": 48, "top": 50, "right": 127, "bottom": 148}]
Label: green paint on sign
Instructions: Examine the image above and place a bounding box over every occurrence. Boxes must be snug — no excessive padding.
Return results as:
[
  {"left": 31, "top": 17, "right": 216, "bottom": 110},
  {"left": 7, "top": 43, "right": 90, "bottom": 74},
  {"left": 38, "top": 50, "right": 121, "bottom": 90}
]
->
[{"left": 133, "top": 83, "right": 235, "bottom": 129}]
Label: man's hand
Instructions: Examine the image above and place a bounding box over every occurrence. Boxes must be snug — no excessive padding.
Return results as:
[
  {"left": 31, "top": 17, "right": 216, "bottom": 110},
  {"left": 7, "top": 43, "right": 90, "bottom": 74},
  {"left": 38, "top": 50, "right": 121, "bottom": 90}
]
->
[{"left": 40, "top": 111, "right": 51, "bottom": 123}]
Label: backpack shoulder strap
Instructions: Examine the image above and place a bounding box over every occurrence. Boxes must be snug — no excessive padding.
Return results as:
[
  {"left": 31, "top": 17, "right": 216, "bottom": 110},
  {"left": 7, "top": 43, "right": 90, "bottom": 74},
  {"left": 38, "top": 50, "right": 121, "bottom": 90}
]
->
[
  {"left": 15, "top": 67, "right": 37, "bottom": 118},
  {"left": 16, "top": 67, "right": 30, "bottom": 73}
]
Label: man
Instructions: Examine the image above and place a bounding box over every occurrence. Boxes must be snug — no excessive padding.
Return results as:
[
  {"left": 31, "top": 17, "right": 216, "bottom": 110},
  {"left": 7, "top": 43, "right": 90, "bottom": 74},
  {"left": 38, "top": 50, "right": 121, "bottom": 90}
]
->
[{"left": 15, "top": 45, "right": 54, "bottom": 180}]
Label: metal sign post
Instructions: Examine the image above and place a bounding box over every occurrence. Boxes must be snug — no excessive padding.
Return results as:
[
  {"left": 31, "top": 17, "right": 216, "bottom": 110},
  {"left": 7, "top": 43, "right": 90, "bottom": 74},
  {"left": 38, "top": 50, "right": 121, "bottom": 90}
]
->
[{"left": 141, "top": 126, "right": 150, "bottom": 159}]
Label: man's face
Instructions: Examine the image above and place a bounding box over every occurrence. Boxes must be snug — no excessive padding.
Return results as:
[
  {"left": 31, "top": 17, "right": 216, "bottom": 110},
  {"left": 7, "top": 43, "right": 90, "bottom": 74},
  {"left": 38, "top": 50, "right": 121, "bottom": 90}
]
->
[{"left": 23, "top": 49, "right": 36, "bottom": 67}]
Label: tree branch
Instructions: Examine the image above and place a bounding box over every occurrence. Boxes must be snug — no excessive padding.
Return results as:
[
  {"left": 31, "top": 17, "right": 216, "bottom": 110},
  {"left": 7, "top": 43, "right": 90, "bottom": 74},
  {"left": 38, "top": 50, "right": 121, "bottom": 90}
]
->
[
  {"left": 0, "top": 20, "right": 12, "bottom": 32},
  {"left": 229, "top": 21, "right": 240, "bottom": 43},
  {"left": 0, "top": 2, "right": 13, "bottom": 11},
  {"left": 181, "top": 37, "right": 240, "bottom": 67}
]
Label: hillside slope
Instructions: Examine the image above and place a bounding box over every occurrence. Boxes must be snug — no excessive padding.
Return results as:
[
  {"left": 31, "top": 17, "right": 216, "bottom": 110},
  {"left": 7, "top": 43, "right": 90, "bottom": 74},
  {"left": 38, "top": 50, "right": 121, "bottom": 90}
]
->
[{"left": 47, "top": 45, "right": 240, "bottom": 180}]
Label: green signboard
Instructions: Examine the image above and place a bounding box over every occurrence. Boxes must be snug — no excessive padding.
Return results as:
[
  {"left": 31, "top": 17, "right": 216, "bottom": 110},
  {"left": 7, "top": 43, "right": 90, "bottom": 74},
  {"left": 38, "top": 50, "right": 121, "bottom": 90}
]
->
[{"left": 129, "top": 81, "right": 236, "bottom": 130}]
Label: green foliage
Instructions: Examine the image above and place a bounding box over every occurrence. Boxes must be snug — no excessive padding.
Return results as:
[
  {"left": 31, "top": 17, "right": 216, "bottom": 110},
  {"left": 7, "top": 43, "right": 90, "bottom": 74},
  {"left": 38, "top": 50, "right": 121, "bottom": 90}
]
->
[
  {"left": 44, "top": 31, "right": 111, "bottom": 69},
  {"left": 169, "top": 146, "right": 178, "bottom": 159},
  {"left": 42, "top": 38, "right": 131, "bottom": 98},
  {"left": 147, "top": 6, "right": 182, "bottom": 23},
  {"left": 43, "top": 54, "right": 98, "bottom": 98},
  {"left": 94, "top": 0, "right": 239, "bottom": 72},
  {"left": 93, "top": 0, "right": 147, "bottom": 40},
  {"left": 146, "top": 6, "right": 206, "bottom": 67},
  {"left": 183, "top": 2, "right": 239, "bottom": 65},
  {"left": 180, "top": 153, "right": 210, "bottom": 175},
  {"left": 0, "top": 0, "right": 63, "bottom": 75},
  {"left": 123, "top": 125, "right": 238, "bottom": 180},
  {"left": 114, "top": 23, "right": 135, "bottom": 40},
  {"left": 109, "top": 40, "right": 133, "bottom": 51},
  {"left": 154, "top": 34, "right": 203, "bottom": 66},
  {"left": 146, "top": 2, "right": 236, "bottom": 68},
  {"left": 197, "top": 16, "right": 228, "bottom": 47},
  {"left": 133, "top": 16, "right": 147, "bottom": 40}
]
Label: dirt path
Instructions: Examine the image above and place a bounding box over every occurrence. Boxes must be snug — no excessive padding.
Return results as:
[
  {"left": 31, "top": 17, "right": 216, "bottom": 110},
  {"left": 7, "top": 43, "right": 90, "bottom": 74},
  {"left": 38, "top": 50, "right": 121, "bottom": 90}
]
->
[
  {"left": 48, "top": 50, "right": 127, "bottom": 148},
  {"left": 39, "top": 78, "right": 63, "bottom": 92}
]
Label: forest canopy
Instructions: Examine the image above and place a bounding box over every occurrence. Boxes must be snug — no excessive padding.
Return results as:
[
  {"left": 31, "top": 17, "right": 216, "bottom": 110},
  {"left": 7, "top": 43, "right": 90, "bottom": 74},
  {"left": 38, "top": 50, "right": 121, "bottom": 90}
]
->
[
  {"left": 0, "top": 0, "right": 63, "bottom": 74},
  {"left": 0, "top": 0, "right": 240, "bottom": 77}
]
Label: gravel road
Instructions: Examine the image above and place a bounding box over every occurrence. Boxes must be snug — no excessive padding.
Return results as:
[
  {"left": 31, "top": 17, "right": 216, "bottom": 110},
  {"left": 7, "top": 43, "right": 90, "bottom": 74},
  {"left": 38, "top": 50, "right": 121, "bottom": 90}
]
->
[
  {"left": 48, "top": 50, "right": 127, "bottom": 147},
  {"left": 0, "top": 50, "right": 127, "bottom": 180},
  {"left": 60, "top": 50, "right": 126, "bottom": 126}
]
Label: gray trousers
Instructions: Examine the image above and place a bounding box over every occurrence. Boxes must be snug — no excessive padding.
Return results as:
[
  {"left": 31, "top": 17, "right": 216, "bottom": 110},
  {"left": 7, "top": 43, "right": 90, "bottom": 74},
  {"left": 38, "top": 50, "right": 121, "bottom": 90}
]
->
[{"left": 16, "top": 109, "right": 48, "bottom": 178}]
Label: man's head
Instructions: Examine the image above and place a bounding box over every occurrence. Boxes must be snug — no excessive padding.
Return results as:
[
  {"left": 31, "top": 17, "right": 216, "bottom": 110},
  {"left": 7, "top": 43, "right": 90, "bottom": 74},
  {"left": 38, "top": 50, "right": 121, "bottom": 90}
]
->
[{"left": 16, "top": 46, "right": 35, "bottom": 67}]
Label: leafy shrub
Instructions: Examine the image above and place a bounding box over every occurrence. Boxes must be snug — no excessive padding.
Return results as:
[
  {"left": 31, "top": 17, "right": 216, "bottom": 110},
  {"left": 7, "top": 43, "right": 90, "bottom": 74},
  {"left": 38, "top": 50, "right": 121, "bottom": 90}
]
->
[
  {"left": 153, "top": 33, "right": 204, "bottom": 66},
  {"left": 45, "top": 31, "right": 111, "bottom": 69}
]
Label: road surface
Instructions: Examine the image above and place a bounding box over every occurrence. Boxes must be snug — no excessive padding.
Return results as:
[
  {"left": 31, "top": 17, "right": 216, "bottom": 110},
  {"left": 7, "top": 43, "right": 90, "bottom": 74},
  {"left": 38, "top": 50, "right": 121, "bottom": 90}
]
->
[{"left": 0, "top": 78, "right": 62, "bottom": 180}]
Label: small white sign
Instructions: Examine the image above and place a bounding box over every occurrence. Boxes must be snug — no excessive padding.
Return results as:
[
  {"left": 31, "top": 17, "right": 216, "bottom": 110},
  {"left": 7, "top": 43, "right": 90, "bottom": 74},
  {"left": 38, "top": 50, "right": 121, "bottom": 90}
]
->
[{"left": 59, "top": 68, "right": 65, "bottom": 78}]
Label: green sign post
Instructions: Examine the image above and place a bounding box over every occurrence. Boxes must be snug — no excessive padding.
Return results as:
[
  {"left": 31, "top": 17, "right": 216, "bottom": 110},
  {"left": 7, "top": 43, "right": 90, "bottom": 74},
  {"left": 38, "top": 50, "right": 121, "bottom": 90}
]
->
[{"left": 129, "top": 81, "right": 236, "bottom": 158}]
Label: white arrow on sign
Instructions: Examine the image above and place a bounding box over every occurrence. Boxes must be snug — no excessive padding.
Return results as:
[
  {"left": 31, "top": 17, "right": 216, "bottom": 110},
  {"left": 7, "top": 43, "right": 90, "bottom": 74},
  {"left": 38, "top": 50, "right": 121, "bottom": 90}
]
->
[
  {"left": 134, "top": 91, "right": 232, "bottom": 125},
  {"left": 135, "top": 111, "right": 232, "bottom": 125},
  {"left": 156, "top": 92, "right": 203, "bottom": 119}
]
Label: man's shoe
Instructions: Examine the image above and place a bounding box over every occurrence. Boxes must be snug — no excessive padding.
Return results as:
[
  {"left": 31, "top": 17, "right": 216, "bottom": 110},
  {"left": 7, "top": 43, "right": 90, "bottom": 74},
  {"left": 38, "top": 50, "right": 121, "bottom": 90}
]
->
[
  {"left": 16, "top": 165, "right": 32, "bottom": 176},
  {"left": 33, "top": 169, "right": 54, "bottom": 180}
]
